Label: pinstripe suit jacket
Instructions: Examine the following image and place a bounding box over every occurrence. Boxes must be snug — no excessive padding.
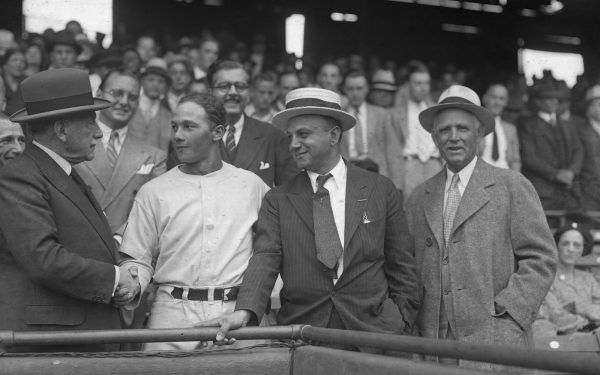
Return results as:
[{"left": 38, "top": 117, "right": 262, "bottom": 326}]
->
[{"left": 235, "top": 163, "right": 419, "bottom": 334}]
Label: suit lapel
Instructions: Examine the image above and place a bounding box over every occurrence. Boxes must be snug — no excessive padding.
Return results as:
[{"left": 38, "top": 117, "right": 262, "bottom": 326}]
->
[
  {"left": 423, "top": 169, "right": 446, "bottom": 249},
  {"left": 286, "top": 172, "right": 314, "bottom": 233},
  {"left": 102, "top": 135, "right": 150, "bottom": 207},
  {"left": 343, "top": 165, "right": 369, "bottom": 249},
  {"left": 84, "top": 142, "right": 112, "bottom": 189},
  {"left": 234, "top": 117, "right": 266, "bottom": 169},
  {"left": 27, "top": 145, "right": 115, "bottom": 258},
  {"left": 451, "top": 160, "right": 493, "bottom": 235}
]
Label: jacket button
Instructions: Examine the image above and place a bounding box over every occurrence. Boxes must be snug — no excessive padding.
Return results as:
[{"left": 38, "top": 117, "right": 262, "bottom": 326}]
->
[
  {"left": 442, "top": 257, "right": 449, "bottom": 265},
  {"left": 425, "top": 237, "right": 433, "bottom": 247}
]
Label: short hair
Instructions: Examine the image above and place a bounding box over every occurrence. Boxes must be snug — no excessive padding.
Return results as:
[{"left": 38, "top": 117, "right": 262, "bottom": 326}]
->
[
  {"left": 553, "top": 224, "right": 594, "bottom": 256},
  {"left": 199, "top": 36, "right": 219, "bottom": 49},
  {"left": 98, "top": 68, "right": 140, "bottom": 91},
  {"left": 168, "top": 58, "right": 194, "bottom": 77},
  {"left": 178, "top": 93, "right": 226, "bottom": 129},
  {"left": 278, "top": 70, "right": 299, "bottom": 84},
  {"left": 252, "top": 71, "right": 277, "bottom": 87},
  {"left": 206, "top": 60, "right": 250, "bottom": 87},
  {"left": 406, "top": 60, "right": 429, "bottom": 79},
  {"left": 343, "top": 69, "right": 367, "bottom": 84},
  {"left": 2, "top": 48, "right": 24, "bottom": 67}
]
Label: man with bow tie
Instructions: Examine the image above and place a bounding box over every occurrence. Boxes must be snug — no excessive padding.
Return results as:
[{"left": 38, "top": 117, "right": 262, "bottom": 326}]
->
[{"left": 198, "top": 88, "right": 419, "bottom": 351}]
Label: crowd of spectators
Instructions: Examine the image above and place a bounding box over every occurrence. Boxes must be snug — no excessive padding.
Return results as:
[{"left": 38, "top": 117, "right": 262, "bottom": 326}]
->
[{"left": 1, "top": 18, "right": 600, "bottom": 352}]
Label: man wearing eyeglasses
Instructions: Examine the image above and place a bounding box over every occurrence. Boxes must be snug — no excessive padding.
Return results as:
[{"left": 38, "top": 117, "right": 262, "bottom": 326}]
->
[
  {"left": 207, "top": 60, "right": 297, "bottom": 187},
  {"left": 75, "top": 69, "right": 167, "bottom": 239}
]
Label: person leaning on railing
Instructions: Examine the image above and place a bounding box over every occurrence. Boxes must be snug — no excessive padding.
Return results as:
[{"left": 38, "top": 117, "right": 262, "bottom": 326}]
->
[{"left": 533, "top": 223, "right": 600, "bottom": 336}]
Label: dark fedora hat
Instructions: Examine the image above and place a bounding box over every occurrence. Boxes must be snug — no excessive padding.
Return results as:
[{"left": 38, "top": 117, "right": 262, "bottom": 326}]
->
[
  {"left": 10, "top": 68, "right": 113, "bottom": 123},
  {"left": 47, "top": 30, "right": 82, "bottom": 55}
]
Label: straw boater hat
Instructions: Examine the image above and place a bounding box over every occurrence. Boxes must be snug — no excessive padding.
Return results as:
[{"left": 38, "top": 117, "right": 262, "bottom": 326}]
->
[
  {"left": 10, "top": 68, "right": 113, "bottom": 123},
  {"left": 418, "top": 85, "right": 495, "bottom": 136},
  {"left": 370, "top": 69, "right": 398, "bottom": 92},
  {"left": 272, "top": 87, "right": 356, "bottom": 131}
]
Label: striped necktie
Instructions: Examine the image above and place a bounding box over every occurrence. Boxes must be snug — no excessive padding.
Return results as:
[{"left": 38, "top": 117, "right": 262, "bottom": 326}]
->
[
  {"left": 226, "top": 125, "right": 237, "bottom": 161},
  {"left": 443, "top": 174, "right": 461, "bottom": 246},
  {"left": 313, "top": 174, "right": 343, "bottom": 278},
  {"left": 106, "top": 131, "right": 119, "bottom": 168}
]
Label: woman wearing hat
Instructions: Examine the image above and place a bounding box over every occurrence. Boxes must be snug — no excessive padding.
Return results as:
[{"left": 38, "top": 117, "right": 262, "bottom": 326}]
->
[{"left": 535, "top": 223, "right": 600, "bottom": 336}]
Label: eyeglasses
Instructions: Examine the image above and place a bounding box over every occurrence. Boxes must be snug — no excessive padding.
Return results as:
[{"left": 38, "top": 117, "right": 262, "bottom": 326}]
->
[
  {"left": 213, "top": 82, "right": 249, "bottom": 93},
  {"left": 106, "top": 89, "right": 139, "bottom": 102}
]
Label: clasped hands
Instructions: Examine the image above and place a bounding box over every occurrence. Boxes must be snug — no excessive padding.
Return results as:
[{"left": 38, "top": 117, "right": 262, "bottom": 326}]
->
[{"left": 113, "top": 265, "right": 141, "bottom": 307}]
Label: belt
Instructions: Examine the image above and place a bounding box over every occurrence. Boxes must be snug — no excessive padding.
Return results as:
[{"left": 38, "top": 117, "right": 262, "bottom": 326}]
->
[{"left": 170, "top": 286, "right": 239, "bottom": 301}]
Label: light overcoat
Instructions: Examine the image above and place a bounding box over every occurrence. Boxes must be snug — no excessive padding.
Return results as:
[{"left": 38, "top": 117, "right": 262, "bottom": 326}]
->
[{"left": 406, "top": 159, "right": 557, "bottom": 370}]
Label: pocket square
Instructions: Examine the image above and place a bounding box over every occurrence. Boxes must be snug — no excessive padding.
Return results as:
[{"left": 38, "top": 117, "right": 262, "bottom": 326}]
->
[
  {"left": 362, "top": 212, "right": 371, "bottom": 224},
  {"left": 259, "top": 161, "right": 271, "bottom": 170},
  {"left": 136, "top": 164, "right": 154, "bottom": 175}
]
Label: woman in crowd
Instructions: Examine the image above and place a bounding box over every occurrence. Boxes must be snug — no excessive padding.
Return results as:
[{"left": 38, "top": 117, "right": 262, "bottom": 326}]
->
[
  {"left": 534, "top": 223, "right": 600, "bottom": 336},
  {"left": 1, "top": 48, "right": 27, "bottom": 115},
  {"left": 24, "top": 43, "right": 47, "bottom": 76}
]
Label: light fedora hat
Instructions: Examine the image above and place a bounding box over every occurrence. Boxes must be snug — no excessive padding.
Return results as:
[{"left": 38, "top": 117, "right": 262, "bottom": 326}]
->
[
  {"left": 585, "top": 84, "right": 600, "bottom": 104},
  {"left": 272, "top": 87, "right": 356, "bottom": 131},
  {"left": 10, "top": 68, "right": 113, "bottom": 123},
  {"left": 419, "top": 85, "right": 495, "bottom": 136}
]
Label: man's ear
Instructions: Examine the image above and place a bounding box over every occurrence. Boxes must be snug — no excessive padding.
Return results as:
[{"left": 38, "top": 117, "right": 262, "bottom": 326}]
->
[
  {"left": 212, "top": 124, "right": 225, "bottom": 142},
  {"left": 54, "top": 120, "right": 68, "bottom": 142},
  {"left": 330, "top": 125, "right": 342, "bottom": 146}
]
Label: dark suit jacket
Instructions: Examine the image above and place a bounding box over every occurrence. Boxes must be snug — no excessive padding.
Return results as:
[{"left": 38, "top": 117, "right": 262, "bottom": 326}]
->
[
  {"left": 0, "top": 144, "right": 121, "bottom": 351},
  {"left": 574, "top": 117, "right": 600, "bottom": 207},
  {"left": 235, "top": 163, "right": 419, "bottom": 335},
  {"left": 519, "top": 115, "right": 583, "bottom": 200},
  {"left": 75, "top": 133, "right": 166, "bottom": 234},
  {"left": 220, "top": 116, "right": 298, "bottom": 187}
]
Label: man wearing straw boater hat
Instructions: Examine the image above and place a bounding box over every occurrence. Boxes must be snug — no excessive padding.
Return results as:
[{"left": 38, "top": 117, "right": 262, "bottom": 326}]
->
[
  {"left": 0, "top": 68, "right": 140, "bottom": 352},
  {"left": 199, "top": 87, "right": 419, "bottom": 350},
  {"left": 405, "top": 85, "right": 556, "bottom": 370}
]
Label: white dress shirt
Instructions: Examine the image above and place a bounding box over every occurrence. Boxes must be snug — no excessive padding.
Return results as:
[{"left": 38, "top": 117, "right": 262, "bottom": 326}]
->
[
  {"left": 403, "top": 100, "right": 439, "bottom": 161},
  {"left": 138, "top": 91, "right": 161, "bottom": 122},
  {"left": 347, "top": 102, "right": 368, "bottom": 158},
  {"left": 98, "top": 120, "right": 128, "bottom": 155},
  {"left": 590, "top": 119, "right": 600, "bottom": 138},
  {"left": 120, "top": 162, "right": 269, "bottom": 296},
  {"left": 222, "top": 115, "right": 244, "bottom": 146},
  {"left": 307, "top": 156, "right": 347, "bottom": 282},
  {"left": 443, "top": 156, "right": 478, "bottom": 211},
  {"left": 538, "top": 111, "right": 557, "bottom": 125},
  {"left": 32, "top": 140, "right": 120, "bottom": 294},
  {"left": 481, "top": 116, "right": 509, "bottom": 169}
]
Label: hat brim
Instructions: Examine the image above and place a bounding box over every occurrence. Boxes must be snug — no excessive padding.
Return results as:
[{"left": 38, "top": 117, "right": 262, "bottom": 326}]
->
[
  {"left": 371, "top": 83, "right": 398, "bottom": 92},
  {"left": 419, "top": 103, "right": 495, "bottom": 136},
  {"left": 140, "top": 70, "right": 172, "bottom": 86},
  {"left": 272, "top": 107, "right": 356, "bottom": 131},
  {"left": 10, "top": 98, "right": 114, "bottom": 123}
]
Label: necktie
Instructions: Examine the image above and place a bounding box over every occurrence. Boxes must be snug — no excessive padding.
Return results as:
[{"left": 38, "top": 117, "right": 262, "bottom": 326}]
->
[
  {"left": 443, "top": 174, "right": 461, "bottom": 246},
  {"left": 226, "top": 125, "right": 237, "bottom": 161},
  {"left": 353, "top": 107, "right": 365, "bottom": 156},
  {"left": 313, "top": 174, "right": 343, "bottom": 277},
  {"left": 71, "top": 169, "right": 104, "bottom": 217},
  {"left": 106, "top": 131, "right": 119, "bottom": 168},
  {"left": 491, "top": 128, "right": 499, "bottom": 161}
]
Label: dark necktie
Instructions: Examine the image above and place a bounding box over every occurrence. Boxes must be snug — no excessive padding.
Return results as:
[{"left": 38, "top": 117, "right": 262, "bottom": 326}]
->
[
  {"left": 491, "top": 128, "right": 499, "bottom": 161},
  {"left": 70, "top": 169, "right": 104, "bottom": 217},
  {"left": 313, "top": 174, "right": 343, "bottom": 278},
  {"left": 225, "top": 125, "right": 237, "bottom": 161}
]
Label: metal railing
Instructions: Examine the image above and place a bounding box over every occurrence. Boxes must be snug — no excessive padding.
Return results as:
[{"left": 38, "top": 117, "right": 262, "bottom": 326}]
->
[{"left": 2, "top": 326, "right": 600, "bottom": 374}]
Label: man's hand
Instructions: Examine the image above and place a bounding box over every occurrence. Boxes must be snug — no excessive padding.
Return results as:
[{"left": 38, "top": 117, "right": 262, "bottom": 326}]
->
[
  {"left": 195, "top": 310, "right": 252, "bottom": 344},
  {"left": 555, "top": 169, "right": 575, "bottom": 187},
  {"left": 113, "top": 265, "right": 140, "bottom": 307}
]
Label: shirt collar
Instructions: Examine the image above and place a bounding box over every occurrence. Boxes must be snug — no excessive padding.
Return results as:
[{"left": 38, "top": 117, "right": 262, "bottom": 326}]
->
[
  {"left": 230, "top": 115, "right": 245, "bottom": 132},
  {"left": 307, "top": 156, "right": 346, "bottom": 192},
  {"left": 446, "top": 156, "right": 478, "bottom": 188},
  {"left": 32, "top": 140, "right": 72, "bottom": 175},
  {"left": 537, "top": 111, "right": 555, "bottom": 124},
  {"left": 97, "top": 120, "right": 128, "bottom": 141}
]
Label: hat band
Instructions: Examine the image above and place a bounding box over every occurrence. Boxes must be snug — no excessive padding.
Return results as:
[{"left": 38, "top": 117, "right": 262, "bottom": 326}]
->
[
  {"left": 26, "top": 92, "right": 94, "bottom": 115},
  {"left": 286, "top": 98, "right": 341, "bottom": 110},
  {"left": 438, "top": 96, "right": 477, "bottom": 106}
]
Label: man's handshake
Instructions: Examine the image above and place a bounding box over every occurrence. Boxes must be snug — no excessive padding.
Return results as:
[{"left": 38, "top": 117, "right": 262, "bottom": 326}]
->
[{"left": 113, "top": 265, "right": 141, "bottom": 307}]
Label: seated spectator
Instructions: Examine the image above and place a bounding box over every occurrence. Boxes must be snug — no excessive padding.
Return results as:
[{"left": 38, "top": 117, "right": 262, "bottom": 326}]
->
[
  {"left": 519, "top": 82, "right": 583, "bottom": 211},
  {"left": 245, "top": 72, "right": 278, "bottom": 123},
  {"left": 478, "top": 83, "right": 521, "bottom": 171},
  {"left": 534, "top": 224, "right": 600, "bottom": 336},
  {"left": 274, "top": 70, "right": 300, "bottom": 111},
  {"left": 167, "top": 58, "right": 193, "bottom": 111},
  {"left": 0, "top": 115, "right": 25, "bottom": 167},
  {"left": 1, "top": 48, "right": 26, "bottom": 115},
  {"left": 189, "top": 77, "right": 208, "bottom": 94},
  {"left": 368, "top": 69, "right": 397, "bottom": 108},
  {"left": 24, "top": 43, "right": 48, "bottom": 77},
  {"left": 575, "top": 85, "right": 600, "bottom": 210},
  {"left": 129, "top": 60, "right": 172, "bottom": 151},
  {"left": 122, "top": 46, "right": 142, "bottom": 75},
  {"left": 47, "top": 30, "right": 80, "bottom": 69}
]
